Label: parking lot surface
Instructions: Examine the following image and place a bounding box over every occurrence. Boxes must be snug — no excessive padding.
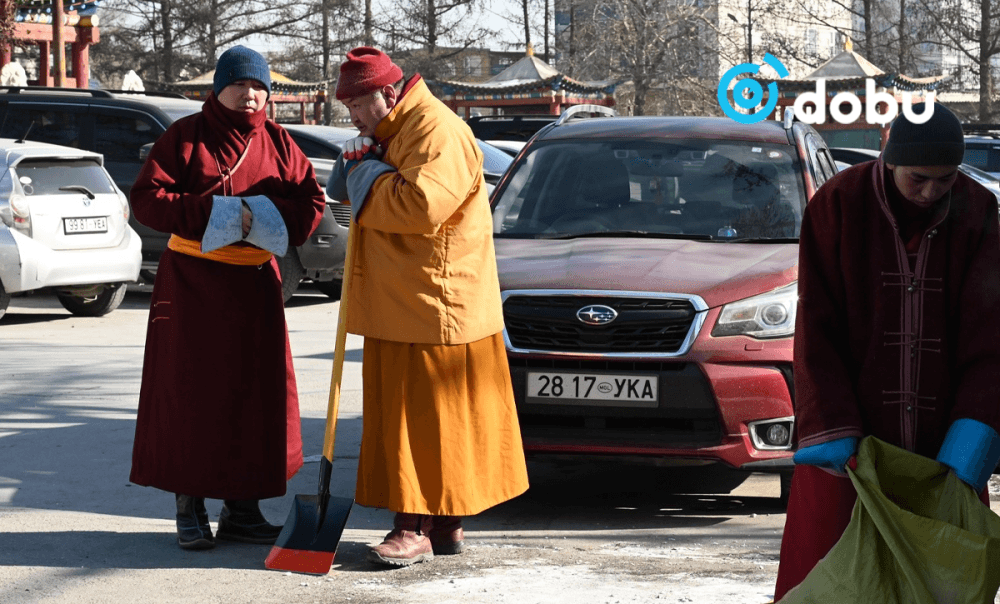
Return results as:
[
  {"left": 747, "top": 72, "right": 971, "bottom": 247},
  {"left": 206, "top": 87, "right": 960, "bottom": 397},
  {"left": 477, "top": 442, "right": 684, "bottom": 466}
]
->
[{"left": 2, "top": 289, "right": 997, "bottom": 604}]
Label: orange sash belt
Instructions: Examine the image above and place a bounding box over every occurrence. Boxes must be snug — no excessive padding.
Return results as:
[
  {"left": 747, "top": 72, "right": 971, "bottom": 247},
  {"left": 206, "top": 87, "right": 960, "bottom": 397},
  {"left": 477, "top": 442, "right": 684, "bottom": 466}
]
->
[{"left": 167, "top": 234, "right": 273, "bottom": 266}]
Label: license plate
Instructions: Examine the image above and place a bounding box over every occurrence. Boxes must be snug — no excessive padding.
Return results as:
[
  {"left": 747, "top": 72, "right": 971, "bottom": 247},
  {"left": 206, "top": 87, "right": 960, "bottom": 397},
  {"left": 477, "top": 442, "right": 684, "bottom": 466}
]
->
[
  {"left": 526, "top": 372, "right": 658, "bottom": 407},
  {"left": 64, "top": 216, "right": 108, "bottom": 234}
]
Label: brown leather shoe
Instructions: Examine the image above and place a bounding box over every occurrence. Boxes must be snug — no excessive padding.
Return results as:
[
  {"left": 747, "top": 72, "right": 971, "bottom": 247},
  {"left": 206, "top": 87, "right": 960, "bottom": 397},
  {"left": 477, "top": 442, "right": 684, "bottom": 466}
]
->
[
  {"left": 368, "top": 513, "right": 434, "bottom": 567},
  {"left": 429, "top": 515, "right": 464, "bottom": 555}
]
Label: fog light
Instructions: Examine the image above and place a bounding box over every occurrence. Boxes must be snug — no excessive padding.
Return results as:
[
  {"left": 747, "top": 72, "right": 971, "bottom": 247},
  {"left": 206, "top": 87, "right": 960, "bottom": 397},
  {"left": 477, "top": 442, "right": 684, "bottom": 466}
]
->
[
  {"left": 747, "top": 417, "right": 795, "bottom": 451},
  {"left": 765, "top": 423, "right": 791, "bottom": 446}
]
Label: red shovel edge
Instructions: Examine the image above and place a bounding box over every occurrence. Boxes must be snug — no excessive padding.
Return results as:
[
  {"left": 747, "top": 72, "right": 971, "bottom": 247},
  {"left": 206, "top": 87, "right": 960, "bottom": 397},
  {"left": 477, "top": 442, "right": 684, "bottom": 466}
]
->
[{"left": 265, "top": 221, "right": 359, "bottom": 574}]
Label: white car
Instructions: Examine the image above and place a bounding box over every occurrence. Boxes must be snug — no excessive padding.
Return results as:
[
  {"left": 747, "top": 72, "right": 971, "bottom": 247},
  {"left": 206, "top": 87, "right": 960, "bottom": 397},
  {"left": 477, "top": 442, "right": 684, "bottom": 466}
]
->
[{"left": 0, "top": 138, "right": 141, "bottom": 319}]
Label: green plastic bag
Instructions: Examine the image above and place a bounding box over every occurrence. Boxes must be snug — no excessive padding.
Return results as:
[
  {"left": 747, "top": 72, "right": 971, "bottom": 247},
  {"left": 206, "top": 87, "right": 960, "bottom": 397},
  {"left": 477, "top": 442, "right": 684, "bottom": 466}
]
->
[{"left": 780, "top": 436, "right": 1000, "bottom": 604}]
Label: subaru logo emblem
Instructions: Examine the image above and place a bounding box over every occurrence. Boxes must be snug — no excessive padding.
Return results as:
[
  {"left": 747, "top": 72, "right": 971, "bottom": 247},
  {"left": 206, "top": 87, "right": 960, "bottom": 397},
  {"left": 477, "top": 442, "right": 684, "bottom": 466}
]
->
[
  {"left": 82, "top": 198, "right": 91, "bottom": 207},
  {"left": 577, "top": 304, "right": 618, "bottom": 325}
]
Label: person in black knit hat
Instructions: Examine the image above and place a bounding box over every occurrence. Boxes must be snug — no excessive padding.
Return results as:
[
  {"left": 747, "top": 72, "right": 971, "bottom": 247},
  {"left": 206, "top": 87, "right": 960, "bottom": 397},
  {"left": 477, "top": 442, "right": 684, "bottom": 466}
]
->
[{"left": 774, "top": 101, "right": 1000, "bottom": 601}]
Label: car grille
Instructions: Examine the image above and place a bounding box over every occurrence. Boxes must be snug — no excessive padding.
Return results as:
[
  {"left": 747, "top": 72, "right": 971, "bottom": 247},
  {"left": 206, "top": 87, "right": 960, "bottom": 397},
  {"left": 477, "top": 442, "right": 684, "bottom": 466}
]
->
[
  {"left": 503, "top": 295, "right": 698, "bottom": 354},
  {"left": 329, "top": 203, "right": 351, "bottom": 227}
]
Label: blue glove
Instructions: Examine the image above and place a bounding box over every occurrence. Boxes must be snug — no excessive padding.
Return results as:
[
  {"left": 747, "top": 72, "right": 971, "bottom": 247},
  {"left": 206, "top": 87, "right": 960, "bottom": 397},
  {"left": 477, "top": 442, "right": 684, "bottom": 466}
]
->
[
  {"left": 793, "top": 436, "right": 859, "bottom": 475},
  {"left": 937, "top": 418, "right": 1000, "bottom": 492}
]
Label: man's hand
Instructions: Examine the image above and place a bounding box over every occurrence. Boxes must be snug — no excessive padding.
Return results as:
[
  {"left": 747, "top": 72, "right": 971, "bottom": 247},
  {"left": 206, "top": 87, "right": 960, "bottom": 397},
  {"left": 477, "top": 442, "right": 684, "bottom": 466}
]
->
[
  {"left": 241, "top": 201, "right": 253, "bottom": 237},
  {"left": 343, "top": 136, "right": 382, "bottom": 161}
]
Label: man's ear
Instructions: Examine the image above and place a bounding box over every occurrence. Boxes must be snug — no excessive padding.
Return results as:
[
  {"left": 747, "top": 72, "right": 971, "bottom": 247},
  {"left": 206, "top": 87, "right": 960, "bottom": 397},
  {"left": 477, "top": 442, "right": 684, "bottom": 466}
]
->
[
  {"left": 383, "top": 85, "right": 398, "bottom": 109},
  {"left": 885, "top": 163, "right": 896, "bottom": 171}
]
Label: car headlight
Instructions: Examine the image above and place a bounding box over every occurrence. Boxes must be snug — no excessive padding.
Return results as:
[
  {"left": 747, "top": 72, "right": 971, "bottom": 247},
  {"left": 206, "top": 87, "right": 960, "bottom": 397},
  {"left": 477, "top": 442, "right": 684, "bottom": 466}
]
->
[{"left": 711, "top": 282, "right": 797, "bottom": 339}]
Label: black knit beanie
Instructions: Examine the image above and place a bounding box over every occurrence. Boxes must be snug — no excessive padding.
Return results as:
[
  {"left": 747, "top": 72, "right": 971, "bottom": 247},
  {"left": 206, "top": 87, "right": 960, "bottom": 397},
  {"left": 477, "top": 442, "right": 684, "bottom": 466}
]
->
[
  {"left": 882, "top": 102, "right": 964, "bottom": 166},
  {"left": 213, "top": 45, "right": 271, "bottom": 98}
]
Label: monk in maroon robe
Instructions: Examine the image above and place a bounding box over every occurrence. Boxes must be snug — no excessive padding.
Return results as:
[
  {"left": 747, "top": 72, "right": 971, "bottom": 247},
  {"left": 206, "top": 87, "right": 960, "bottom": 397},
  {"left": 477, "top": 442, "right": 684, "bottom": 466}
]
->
[
  {"left": 129, "top": 46, "right": 325, "bottom": 550},
  {"left": 774, "top": 103, "right": 1000, "bottom": 600}
]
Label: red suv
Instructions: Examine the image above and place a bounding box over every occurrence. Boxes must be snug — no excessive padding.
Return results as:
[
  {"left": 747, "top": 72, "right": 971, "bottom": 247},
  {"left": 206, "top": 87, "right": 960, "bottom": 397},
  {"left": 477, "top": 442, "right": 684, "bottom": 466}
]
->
[{"left": 490, "top": 109, "right": 840, "bottom": 500}]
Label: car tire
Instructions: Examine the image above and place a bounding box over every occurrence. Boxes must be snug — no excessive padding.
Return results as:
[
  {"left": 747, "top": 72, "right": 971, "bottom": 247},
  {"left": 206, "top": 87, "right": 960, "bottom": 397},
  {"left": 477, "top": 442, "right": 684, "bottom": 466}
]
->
[
  {"left": 276, "top": 248, "right": 305, "bottom": 303},
  {"left": 314, "top": 278, "right": 343, "bottom": 300},
  {"left": 57, "top": 284, "right": 127, "bottom": 317},
  {"left": 0, "top": 281, "right": 10, "bottom": 321}
]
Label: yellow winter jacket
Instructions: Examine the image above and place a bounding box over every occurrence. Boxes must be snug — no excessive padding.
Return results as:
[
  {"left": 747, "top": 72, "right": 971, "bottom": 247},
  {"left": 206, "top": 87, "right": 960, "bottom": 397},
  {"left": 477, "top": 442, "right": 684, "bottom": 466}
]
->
[{"left": 346, "top": 76, "right": 504, "bottom": 345}]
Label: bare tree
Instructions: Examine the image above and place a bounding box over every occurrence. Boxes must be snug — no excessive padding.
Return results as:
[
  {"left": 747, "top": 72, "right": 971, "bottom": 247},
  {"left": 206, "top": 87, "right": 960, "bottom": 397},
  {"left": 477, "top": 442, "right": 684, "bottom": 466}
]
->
[
  {"left": 558, "top": 0, "right": 710, "bottom": 116},
  {"left": 762, "top": 0, "right": 930, "bottom": 76},
  {"left": 925, "top": 0, "right": 1000, "bottom": 121},
  {"left": 369, "top": 0, "right": 496, "bottom": 79}
]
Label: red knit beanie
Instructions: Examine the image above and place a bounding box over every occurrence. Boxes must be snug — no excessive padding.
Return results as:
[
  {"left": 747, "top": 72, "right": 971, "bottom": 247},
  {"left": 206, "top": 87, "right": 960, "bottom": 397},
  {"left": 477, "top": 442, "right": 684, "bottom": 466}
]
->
[{"left": 335, "top": 47, "right": 403, "bottom": 100}]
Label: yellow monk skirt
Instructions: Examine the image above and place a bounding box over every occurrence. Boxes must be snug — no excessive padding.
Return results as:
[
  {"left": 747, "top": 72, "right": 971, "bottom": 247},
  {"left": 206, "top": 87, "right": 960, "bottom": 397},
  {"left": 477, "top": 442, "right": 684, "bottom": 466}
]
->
[{"left": 356, "top": 332, "right": 529, "bottom": 516}]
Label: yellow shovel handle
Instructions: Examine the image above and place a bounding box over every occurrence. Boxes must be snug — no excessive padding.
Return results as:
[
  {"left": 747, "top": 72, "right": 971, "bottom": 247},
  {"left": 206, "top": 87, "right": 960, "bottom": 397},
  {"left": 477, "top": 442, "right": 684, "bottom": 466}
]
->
[{"left": 322, "top": 220, "right": 358, "bottom": 462}]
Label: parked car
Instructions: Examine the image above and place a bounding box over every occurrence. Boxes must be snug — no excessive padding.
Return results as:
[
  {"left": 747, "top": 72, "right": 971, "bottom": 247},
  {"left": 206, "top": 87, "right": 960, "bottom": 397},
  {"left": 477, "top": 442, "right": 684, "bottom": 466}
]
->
[
  {"left": 486, "top": 139, "right": 526, "bottom": 157},
  {"left": 0, "top": 138, "right": 141, "bottom": 319},
  {"left": 0, "top": 87, "right": 348, "bottom": 302},
  {"left": 829, "top": 146, "right": 1000, "bottom": 200},
  {"left": 489, "top": 108, "right": 841, "bottom": 501},
  {"left": 962, "top": 128, "right": 1000, "bottom": 179}
]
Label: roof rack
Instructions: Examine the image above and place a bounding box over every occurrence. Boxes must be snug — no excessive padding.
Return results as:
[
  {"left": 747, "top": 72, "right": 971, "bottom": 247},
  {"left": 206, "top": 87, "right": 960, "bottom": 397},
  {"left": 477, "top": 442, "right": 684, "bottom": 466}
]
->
[
  {"left": 554, "top": 104, "right": 617, "bottom": 126},
  {"left": 782, "top": 106, "right": 795, "bottom": 130},
  {"left": 962, "top": 123, "right": 1000, "bottom": 134},
  {"left": 0, "top": 86, "right": 114, "bottom": 97},
  {"left": 105, "top": 89, "right": 190, "bottom": 99}
]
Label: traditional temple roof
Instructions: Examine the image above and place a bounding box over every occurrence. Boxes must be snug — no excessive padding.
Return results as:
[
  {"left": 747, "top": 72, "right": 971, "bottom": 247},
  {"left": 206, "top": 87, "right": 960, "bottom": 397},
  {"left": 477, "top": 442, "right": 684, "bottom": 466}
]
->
[
  {"left": 156, "top": 70, "right": 329, "bottom": 97},
  {"left": 429, "top": 51, "right": 615, "bottom": 98},
  {"left": 755, "top": 45, "right": 947, "bottom": 93},
  {"left": 15, "top": 0, "right": 100, "bottom": 24},
  {"left": 806, "top": 49, "right": 884, "bottom": 79}
]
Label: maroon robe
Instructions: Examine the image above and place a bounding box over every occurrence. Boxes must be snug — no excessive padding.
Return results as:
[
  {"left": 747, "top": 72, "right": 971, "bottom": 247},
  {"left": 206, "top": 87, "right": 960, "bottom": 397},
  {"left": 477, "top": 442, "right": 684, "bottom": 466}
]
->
[
  {"left": 775, "top": 159, "right": 1000, "bottom": 600},
  {"left": 129, "top": 94, "right": 325, "bottom": 500}
]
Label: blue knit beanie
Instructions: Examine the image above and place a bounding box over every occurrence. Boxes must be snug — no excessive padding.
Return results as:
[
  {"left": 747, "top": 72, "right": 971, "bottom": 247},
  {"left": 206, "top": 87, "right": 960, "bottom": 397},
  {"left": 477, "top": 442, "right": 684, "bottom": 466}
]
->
[{"left": 213, "top": 45, "right": 271, "bottom": 98}]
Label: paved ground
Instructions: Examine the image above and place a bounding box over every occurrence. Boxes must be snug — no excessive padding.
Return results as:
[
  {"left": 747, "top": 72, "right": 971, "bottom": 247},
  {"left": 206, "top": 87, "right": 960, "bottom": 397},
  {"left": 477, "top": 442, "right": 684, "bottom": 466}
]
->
[{"left": 1, "top": 285, "right": 997, "bottom": 604}]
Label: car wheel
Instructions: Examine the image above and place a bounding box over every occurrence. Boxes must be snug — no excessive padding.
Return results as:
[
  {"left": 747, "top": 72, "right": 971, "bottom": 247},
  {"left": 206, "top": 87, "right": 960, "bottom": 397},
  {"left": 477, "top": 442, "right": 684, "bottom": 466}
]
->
[
  {"left": 314, "top": 278, "right": 343, "bottom": 300},
  {"left": 57, "top": 284, "right": 127, "bottom": 317},
  {"left": 139, "top": 269, "right": 157, "bottom": 284},
  {"left": 276, "top": 248, "right": 305, "bottom": 303},
  {"left": 0, "top": 281, "right": 10, "bottom": 321}
]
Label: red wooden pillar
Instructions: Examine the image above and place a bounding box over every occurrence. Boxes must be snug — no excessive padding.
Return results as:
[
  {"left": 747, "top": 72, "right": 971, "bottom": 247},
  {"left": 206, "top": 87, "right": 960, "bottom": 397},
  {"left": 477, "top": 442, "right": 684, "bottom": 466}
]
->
[
  {"left": 0, "top": 44, "right": 11, "bottom": 69},
  {"left": 71, "top": 41, "right": 88, "bottom": 88},
  {"left": 52, "top": 0, "right": 65, "bottom": 86},
  {"left": 37, "top": 40, "right": 52, "bottom": 86}
]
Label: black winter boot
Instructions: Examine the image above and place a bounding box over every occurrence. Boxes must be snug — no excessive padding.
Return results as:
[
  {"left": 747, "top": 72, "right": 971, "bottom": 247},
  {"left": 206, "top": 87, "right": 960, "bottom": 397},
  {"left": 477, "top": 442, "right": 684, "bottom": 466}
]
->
[
  {"left": 175, "top": 494, "right": 215, "bottom": 550},
  {"left": 216, "top": 499, "right": 283, "bottom": 544}
]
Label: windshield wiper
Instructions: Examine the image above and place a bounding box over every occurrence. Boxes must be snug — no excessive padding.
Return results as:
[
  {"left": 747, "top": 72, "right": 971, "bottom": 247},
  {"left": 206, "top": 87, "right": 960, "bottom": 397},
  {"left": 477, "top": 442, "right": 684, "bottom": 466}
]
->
[
  {"left": 720, "top": 237, "right": 798, "bottom": 243},
  {"left": 59, "top": 185, "right": 96, "bottom": 199},
  {"left": 552, "top": 231, "right": 714, "bottom": 240}
]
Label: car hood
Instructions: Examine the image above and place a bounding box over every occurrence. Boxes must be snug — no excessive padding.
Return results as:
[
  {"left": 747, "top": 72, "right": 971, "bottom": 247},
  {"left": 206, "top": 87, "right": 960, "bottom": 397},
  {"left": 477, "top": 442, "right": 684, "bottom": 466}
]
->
[{"left": 495, "top": 237, "right": 799, "bottom": 309}]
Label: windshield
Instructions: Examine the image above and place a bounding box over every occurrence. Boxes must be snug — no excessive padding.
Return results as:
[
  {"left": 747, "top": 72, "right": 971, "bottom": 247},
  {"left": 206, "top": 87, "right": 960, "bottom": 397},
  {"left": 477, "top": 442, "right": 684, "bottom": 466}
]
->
[
  {"left": 15, "top": 159, "right": 117, "bottom": 196},
  {"left": 161, "top": 104, "right": 203, "bottom": 123},
  {"left": 492, "top": 139, "right": 806, "bottom": 240},
  {"left": 477, "top": 140, "right": 514, "bottom": 176}
]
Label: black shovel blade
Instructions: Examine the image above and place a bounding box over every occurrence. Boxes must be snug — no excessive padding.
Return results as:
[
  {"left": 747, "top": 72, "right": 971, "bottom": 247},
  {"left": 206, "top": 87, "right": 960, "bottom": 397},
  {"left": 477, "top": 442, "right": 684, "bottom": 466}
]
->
[{"left": 264, "top": 494, "right": 354, "bottom": 574}]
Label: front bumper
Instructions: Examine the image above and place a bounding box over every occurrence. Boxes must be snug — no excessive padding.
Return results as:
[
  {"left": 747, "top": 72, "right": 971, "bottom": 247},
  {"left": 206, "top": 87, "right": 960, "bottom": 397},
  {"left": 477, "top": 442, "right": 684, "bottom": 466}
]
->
[
  {"left": 507, "top": 345, "right": 796, "bottom": 472},
  {"left": 1, "top": 226, "right": 141, "bottom": 293}
]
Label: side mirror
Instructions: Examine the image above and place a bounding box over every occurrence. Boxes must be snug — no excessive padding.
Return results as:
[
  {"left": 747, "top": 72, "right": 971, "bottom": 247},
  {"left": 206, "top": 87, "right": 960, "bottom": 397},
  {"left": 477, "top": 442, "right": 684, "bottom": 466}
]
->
[{"left": 139, "top": 142, "right": 154, "bottom": 162}]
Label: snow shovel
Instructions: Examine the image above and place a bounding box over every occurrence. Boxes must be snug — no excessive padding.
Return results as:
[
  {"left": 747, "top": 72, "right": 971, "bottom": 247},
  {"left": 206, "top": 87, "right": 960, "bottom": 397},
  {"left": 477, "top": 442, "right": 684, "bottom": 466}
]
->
[{"left": 264, "top": 221, "right": 358, "bottom": 575}]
